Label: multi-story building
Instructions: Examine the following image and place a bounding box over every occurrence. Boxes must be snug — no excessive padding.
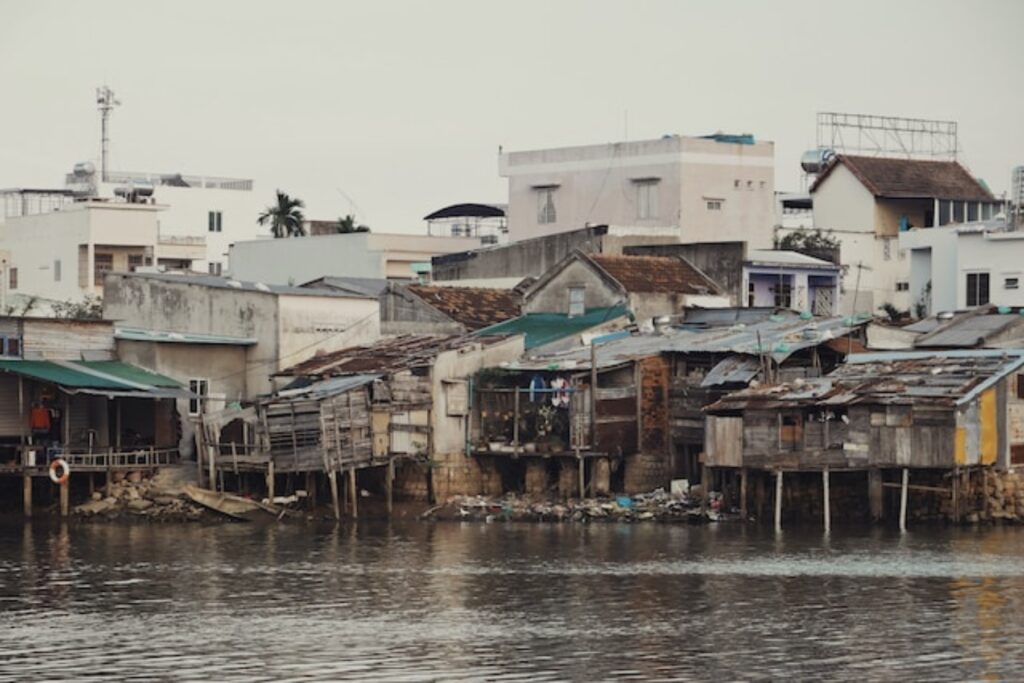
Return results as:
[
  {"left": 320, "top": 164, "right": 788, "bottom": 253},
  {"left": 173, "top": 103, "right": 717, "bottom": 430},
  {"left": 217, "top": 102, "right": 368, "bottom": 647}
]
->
[
  {"left": 65, "top": 163, "right": 265, "bottom": 275},
  {"left": 0, "top": 195, "right": 205, "bottom": 306},
  {"left": 803, "top": 155, "right": 1000, "bottom": 316},
  {"left": 499, "top": 133, "right": 776, "bottom": 246}
]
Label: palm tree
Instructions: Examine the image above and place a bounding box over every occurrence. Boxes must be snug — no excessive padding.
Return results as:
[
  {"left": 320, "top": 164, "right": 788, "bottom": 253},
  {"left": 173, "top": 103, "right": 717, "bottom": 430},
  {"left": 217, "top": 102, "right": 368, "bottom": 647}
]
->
[
  {"left": 258, "top": 191, "right": 306, "bottom": 238},
  {"left": 336, "top": 214, "right": 370, "bottom": 234}
]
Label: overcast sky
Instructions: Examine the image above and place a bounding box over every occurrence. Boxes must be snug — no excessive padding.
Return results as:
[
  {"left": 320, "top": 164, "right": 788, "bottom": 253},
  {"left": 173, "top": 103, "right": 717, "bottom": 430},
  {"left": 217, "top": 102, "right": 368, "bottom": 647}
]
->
[{"left": 1, "top": 0, "right": 1021, "bottom": 233}]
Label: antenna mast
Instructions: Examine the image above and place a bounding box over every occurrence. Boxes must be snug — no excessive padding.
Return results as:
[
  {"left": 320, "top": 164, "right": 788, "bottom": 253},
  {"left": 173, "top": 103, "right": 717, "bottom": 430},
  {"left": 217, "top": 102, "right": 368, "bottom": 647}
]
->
[{"left": 96, "top": 86, "right": 120, "bottom": 182}]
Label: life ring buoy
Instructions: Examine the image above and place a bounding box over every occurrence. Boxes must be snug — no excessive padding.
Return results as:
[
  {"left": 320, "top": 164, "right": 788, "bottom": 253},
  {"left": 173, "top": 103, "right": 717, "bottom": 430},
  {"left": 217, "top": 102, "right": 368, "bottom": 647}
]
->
[{"left": 49, "top": 458, "right": 70, "bottom": 485}]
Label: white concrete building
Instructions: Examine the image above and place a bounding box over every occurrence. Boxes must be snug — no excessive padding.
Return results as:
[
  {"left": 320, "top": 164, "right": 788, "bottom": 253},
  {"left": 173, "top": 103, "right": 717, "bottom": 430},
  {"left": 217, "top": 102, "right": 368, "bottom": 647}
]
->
[
  {"left": 901, "top": 218, "right": 1024, "bottom": 315},
  {"left": 499, "top": 133, "right": 775, "bottom": 246},
  {"left": 228, "top": 232, "right": 484, "bottom": 285},
  {"left": 66, "top": 164, "right": 267, "bottom": 275},
  {"left": 0, "top": 199, "right": 207, "bottom": 305},
  {"left": 803, "top": 155, "right": 1000, "bottom": 316}
]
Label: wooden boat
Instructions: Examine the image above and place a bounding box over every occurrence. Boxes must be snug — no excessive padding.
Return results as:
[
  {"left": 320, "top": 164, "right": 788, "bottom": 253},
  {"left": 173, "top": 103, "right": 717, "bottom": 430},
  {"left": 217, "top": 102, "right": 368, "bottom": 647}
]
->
[{"left": 184, "top": 484, "right": 281, "bottom": 521}]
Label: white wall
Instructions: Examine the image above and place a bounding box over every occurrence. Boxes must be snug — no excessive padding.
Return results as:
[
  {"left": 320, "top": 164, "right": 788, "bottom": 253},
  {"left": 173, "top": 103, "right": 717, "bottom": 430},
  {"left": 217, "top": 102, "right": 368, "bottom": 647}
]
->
[
  {"left": 275, "top": 294, "right": 380, "bottom": 372},
  {"left": 227, "top": 232, "right": 483, "bottom": 285},
  {"left": 99, "top": 181, "right": 267, "bottom": 274},
  {"left": 0, "top": 203, "right": 159, "bottom": 303},
  {"left": 501, "top": 136, "right": 775, "bottom": 247},
  {"left": 904, "top": 227, "right": 1024, "bottom": 312}
]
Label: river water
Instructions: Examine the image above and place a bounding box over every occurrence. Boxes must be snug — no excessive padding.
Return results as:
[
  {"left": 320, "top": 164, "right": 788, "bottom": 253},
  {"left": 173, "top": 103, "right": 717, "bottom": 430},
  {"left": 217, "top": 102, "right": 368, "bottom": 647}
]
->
[{"left": 2, "top": 520, "right": 1024, "bottom": 681}]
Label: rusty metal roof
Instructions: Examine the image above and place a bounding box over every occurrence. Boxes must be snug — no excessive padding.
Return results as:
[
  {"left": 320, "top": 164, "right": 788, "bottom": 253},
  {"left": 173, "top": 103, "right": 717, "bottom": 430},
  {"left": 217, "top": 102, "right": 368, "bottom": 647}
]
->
[
  {"left": 275, "top": 334, "right": 510, "bottom": 377},
  {"left": 406, "top": 285, "right": 521, "bottom": 330},
  {"left": 707, "top": 350, "right": 1024, "bottom": 411},
  {"left": 589, "top": 254, "right": 721, "bottom": 295}
]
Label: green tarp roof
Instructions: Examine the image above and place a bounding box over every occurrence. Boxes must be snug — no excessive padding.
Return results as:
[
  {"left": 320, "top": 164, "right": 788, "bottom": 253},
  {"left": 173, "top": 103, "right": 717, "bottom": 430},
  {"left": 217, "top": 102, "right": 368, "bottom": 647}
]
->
[
  {"left": 0, "top": 359, "right": 185, "bottom": 397},
  {"left": 474, "top": 305, "right": 631, "bottom": 350}
]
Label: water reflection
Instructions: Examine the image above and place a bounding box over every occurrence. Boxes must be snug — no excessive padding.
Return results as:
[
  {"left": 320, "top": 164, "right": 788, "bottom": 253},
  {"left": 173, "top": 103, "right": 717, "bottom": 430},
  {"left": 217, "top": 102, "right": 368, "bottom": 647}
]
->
[{"left": 1, "top": 520, "right": 1024, "bottom": 681}]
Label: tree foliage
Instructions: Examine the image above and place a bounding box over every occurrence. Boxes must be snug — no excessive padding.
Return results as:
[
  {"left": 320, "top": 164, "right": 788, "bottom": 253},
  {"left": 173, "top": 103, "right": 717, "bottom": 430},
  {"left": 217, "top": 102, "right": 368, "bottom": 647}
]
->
[
  {"left": 774, "top": 229, "right": 840, "bottom": 252},
  {"left": 52, "top": 296, "right": 104, "bottom": 320},
  {"left": 258, "top": 190, "right": 306, "bottom": 238},
  {"left": 336, "top": 214, "right": 370, "bottom": 233}
]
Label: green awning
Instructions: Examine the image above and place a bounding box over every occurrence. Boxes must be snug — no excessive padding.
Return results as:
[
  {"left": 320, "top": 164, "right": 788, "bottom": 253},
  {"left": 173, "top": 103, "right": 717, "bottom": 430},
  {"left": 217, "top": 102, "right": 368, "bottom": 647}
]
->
[{"left": 0, "top": 359, "right": 188, "bottom": 398}]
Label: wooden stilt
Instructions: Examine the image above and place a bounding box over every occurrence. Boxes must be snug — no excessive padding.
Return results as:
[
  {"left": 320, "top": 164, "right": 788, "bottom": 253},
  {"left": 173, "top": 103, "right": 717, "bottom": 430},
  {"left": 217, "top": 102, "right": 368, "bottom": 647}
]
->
[
  {"left": 266, "top": 461, "right": 275, "bottom": 501},
  {"left": 740, "top": 467, "right": 748, "bottom": 519},
  {"left": 755, "top": 471, "right": 766, "bottom": 519},
  {"left": 952, "top": 468, "right": 960, "bottom": 523},
  {"left": 59, "top": 479, "right": 70, "bottom": 517},
  {"left": 208, "top": 443, "right": 217, "bottom": 492},
  {"left": 306, "top": 471, "right": 317, "bottom": 511},
  {"left": 774, "top": 470, "right": 783, "bottom": 532},
  {"left": 822, "top": 467, "right": 831, "bottom": 533},
  {"left": 349, "top": 466, "right": 358, "bottom": 519},
  {"left": 329, "top": 470, "right": 340, "bottom": 521},
  {"left": 899, "top": 468, "right": 909, "bottom": 532},
  {"left": 868, "top": 468, "right": 883, "bottom": 523},
  {"left": 700, "top": 464, "right": 710, "bottom": 516},
  {"left": 577, "top": 456, "right": 585, "bottom": 499},
  {"left": 386, "top": 458, "right": 394, "bottom": 516},
  {"left": 87, "top": 473, "right": 95, "bottom": 496},
  {"left": 23, "top": 474, "right": 32, "bottom": 517}
]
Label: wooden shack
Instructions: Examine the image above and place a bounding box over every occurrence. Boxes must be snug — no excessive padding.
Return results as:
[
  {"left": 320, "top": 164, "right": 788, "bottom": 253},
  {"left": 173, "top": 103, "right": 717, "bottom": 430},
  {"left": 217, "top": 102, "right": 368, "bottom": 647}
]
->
[{"left": 704, "top": 350, "right": 1024, "bottom": 529}]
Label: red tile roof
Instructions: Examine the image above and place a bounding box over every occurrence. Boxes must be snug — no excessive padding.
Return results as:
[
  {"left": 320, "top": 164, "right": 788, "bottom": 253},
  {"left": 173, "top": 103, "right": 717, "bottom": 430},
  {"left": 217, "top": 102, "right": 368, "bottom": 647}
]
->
[
  {"left": 810, "top": 155, "right": 994, "bottom": 201},
  {"left": 406, "top": 285, "right": 521, "bottom": 330},
  {"left": 588, "top": 254, "right": 721, "bottom": 295}
]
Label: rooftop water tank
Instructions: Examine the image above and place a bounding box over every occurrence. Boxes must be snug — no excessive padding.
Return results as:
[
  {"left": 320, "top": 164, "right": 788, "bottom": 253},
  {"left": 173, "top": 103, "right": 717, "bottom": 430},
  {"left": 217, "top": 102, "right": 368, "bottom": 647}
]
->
[{"left": 800, "top": 148, "right": 835, "bottom": 174}]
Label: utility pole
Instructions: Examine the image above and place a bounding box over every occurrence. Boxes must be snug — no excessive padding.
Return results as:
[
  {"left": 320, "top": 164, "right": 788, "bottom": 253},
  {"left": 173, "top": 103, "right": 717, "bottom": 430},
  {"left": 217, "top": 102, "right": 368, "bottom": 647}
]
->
[{"left": 96, "top": 86, "right": 120, "bottom": 182}]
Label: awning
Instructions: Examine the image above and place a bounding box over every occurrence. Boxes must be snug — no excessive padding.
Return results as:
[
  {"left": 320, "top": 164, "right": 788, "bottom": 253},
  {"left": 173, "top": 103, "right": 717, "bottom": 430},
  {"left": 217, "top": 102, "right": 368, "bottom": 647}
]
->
[{"left": 0, "top": 359, "right": 192, "bottom": 399}]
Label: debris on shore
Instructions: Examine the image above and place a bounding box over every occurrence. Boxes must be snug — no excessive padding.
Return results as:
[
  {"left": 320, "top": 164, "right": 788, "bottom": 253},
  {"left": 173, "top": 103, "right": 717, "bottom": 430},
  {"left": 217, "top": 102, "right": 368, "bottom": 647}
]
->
[
  {"left": 422, "top": 488, "right": 734, "bottom": 523},
  {"left": 74, "top": 475, "right": 209, "bottom": 521}
]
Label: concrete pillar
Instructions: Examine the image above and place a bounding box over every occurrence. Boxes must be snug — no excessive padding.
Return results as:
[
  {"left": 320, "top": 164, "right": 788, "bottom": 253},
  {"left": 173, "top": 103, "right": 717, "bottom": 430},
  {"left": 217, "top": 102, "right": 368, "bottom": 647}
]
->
[
  {"left": 868, "top": 468, "right": 883, "bottom": 523},
  {"left": 592, "top": 458, "right": 611, "bottom": 496},
  {"left": 774, "top": 470, "right": 783, "bottom": 532},
  {"left": 525, "top": 460, "right": 547, "bottom": 496},
  {"left": 740, "top": 468, "right": 749, "bottom": 519},
  {"left": 822, "top": 468, "right": 831, "bottom": 533},
  {"left": 23, "top": 474, "right": 32, "bottom": 517},
  {"left": 558, "top": 460, "right": 578, "bottom": 499},
  {"left": 899, "top": 468, "right": 909, "bottom": 533},
  {"left": 59, "top": 479, "right": 70, "bottom": 518}
]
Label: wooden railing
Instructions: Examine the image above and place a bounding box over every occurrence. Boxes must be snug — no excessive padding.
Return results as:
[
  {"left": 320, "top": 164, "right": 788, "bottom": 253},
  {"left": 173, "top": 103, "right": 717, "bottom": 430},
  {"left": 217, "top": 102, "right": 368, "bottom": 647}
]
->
[{"left": 44, "top": 447, "right": 179, "bottom": 471}]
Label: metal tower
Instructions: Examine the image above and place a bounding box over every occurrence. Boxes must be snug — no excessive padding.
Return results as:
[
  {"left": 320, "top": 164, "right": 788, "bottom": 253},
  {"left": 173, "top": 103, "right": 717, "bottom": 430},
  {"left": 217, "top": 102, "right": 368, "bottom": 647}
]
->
[{"left": 96, "top": 86, "right": 120, "bottom": 181}]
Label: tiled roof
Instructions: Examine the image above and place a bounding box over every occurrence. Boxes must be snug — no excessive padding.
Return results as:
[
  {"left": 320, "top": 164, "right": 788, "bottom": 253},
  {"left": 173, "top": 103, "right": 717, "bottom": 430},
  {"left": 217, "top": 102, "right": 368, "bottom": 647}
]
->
[
  {"left": 276, "top": 334, "right": 509, "bottom": 377},
  {"left": 406, "top": 285, "right": 521, "bottom": 330},
  {"left": 811, "top": 155, "right": 994, "bottom": 201},
  {"left": 589, "top": 254, "right": 721, "bottom": 295}
]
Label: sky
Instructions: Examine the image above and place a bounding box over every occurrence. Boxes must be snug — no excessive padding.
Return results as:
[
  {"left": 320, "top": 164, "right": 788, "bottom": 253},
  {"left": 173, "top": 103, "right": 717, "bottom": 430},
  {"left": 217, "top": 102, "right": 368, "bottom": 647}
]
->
[{"left": 1, "top": 0, "right": 1021, "bottom": 233}]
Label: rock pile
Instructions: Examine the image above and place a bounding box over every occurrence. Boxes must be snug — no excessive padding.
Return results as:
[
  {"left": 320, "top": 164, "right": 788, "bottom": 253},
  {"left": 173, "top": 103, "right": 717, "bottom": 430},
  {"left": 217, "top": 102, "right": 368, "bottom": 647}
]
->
[
  {"left": 423, "top": 488, "right": 732, "bottom": 523},
  {"left": 74, "top": 474, "right": 207, "bottom": 521}
]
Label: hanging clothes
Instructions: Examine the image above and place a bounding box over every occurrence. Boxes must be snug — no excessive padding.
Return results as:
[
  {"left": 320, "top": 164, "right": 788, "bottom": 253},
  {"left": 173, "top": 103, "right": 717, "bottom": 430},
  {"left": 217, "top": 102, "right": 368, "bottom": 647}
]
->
[
  {"left": 529, "top": 374, "right": 546, "bottom": 403},
  {"left": 550, "top": 377, "right": 571, "bottom": 408}
]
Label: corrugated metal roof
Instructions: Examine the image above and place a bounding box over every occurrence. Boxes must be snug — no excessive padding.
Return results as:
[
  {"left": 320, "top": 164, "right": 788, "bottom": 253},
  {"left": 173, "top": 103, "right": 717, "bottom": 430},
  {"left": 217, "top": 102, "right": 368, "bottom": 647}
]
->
[
  {"left": 745, "top": 250, "right": 839, "bottom": 270},
  {"left": 274, "top": 374, "right": 380, "bottom": 400},
  {"left": 115, "top": 327, "right": 258, "bottom": 346},
  {"left": 115, "top": 272, "right": 374, "bottom": 298},
  {"left": 701, "top": 356, "right": 761, "bottom": 387},
  {"left": 709, "top": 350, "right": 1024, "bottom": 411},
  {"left": 914, "top": 312, "right": 1024, "bottom": 348},
  {"left": 507, "top": 314, "right": 863, "bottom": 370},
  {"left": 475, "top": 305, "right": 630, "bottom": 350}
]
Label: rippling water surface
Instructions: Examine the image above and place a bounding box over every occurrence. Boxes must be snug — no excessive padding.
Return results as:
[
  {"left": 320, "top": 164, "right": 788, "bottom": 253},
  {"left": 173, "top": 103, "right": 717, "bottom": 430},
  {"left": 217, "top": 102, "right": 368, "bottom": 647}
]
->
[{"left": 2, "top": 519, "right": 1024, "bottom": 681}]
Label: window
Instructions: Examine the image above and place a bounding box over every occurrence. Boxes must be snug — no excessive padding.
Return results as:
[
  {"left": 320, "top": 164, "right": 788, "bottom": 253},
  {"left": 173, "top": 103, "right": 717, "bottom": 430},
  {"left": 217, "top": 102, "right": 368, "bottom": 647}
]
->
[
  {"left": 536, "top": 187, "right": 557, "bottom": 224},
  {"left": 746, "top": 180, "right": 753, "bottom": 190},
  {"left": 759, "top": 181, "right": 766, "bottom": 189},
  {"left": 772, "top": 283, "right": 792, "bottom": 308},
  {"left": 780, "top": 414, "right": 802, "bottom": 449},
  {"left": 208, "top": 262, "right": 223, "bottom": 276},
  {"left": 896, "top": 281, "right": 909, "bottom": 292},
  {"left": 188, "top": 379, "right": 209, "bottom": 416},
  {"left": 94, "top": 253, "right": 113, "bottom": 286},
  {"left": 966, "top": 272, "right": 990, "bottom": 307},
  {"left": 747, "top": 281, "right": 756, "bottom": 307},
  {"left": 1017, "top": 375, "right": 1024, "bottom": 400},
  {"left": 734, "top": 179, "right": 740, "bottom": 189},
  {"left": 634, "top": 179, "right": 659, "bottom": 220},
  {"left": 53, "top": 259, "right": 61, "bottom": 282},
  {"left": 1006, "top": 277, "right": 1020, "bottom": 290},
  {"left": 9, "top": 267, "right": 17, "bottom": 290},
  {"left": 706, "top": 200, "right": 723, "bottom": 211},
  {"left": 0, "top": 336, "right": 22, "bottom": 357},
  {"left": 568, "top": 286, "right": 585, "bottom": 318},
  {"left": 208, "top": 211, "right": 223, "bottom": 233},
  {"left": 128, "top": 254, "right": 144, "bottom": 272}
]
